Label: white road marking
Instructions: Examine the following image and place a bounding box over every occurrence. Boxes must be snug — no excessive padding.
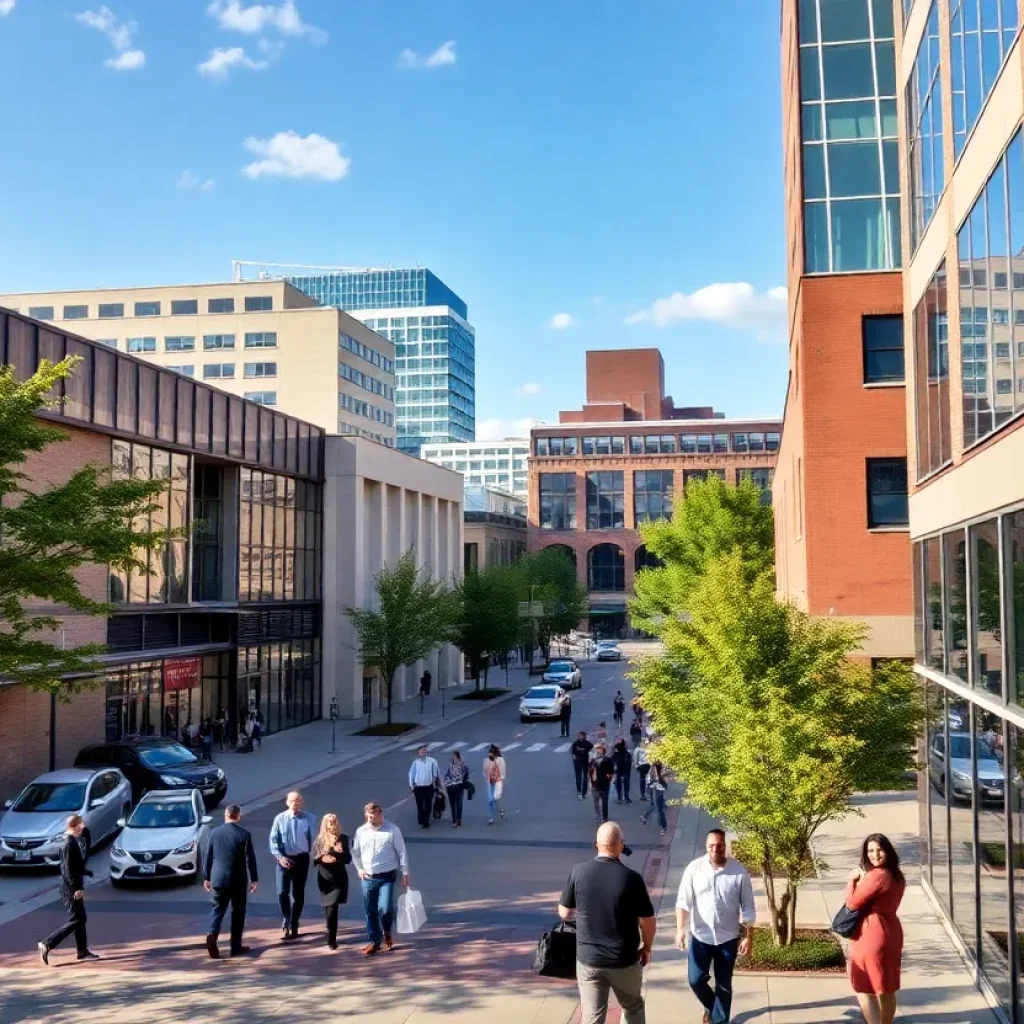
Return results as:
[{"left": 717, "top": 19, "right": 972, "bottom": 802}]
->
[
  {"left": 403, "top": 743, "right": 422, "bottom": 751},
  {"left": 502, "top": 743, "right": 521, "bottom": 752},
  {"left": 469, "top": 742, "right": 489, "bottom": 752},
  {"left": 427, "top": 741, "right": 446, "bottom": 750},
  {"left": 446, "top": 741, "right": 468, "bottom": 750},
  {"left": 525, "top": 743, "right": 546, "bottom": 752},
  {"left": 384, "top": 796, "right": 410, "bottom": 813},
  {"left": 555, "top": 743, "right": 572, "bottom": 753}
]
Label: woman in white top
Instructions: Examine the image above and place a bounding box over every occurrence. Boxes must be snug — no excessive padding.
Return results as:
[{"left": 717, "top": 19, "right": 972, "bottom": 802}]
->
[{"left": 483, "top": 745, "right": 507, "bottom": 824}]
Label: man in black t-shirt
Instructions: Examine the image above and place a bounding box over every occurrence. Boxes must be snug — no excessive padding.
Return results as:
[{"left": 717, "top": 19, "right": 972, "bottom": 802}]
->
[
  {"left": 558, "top": 822, "right": 655, "bottom": 1024},
  {"left": 570, "top": 731, "right": 594, "bottom": 799},
  {"left": 589, "top": 745, "right": 616, "bottom": 824}
]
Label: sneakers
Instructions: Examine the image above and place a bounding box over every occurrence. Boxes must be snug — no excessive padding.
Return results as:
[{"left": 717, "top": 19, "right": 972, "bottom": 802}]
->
[
  {"left": 37, "top": 943, "right": 49, "bottom": 966},
  {"left": 487, "top": 818, "right": 494, "bottom": 825}
]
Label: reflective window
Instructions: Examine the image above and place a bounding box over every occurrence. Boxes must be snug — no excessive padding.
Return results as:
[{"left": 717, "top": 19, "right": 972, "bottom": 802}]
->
[
  {"left": 99, "top": 303, "right": 124, "bottom": 319},
  {"left": 63, "top": 304, "right": 88, "bottom": 320},
  {"left": 134, "top": 301, "right": 161, "bottom": 317},
  {"left": 244, "top": 362, "right": 277, "bottom": 378},
  {"left": 245, "top": 332, "right": 278, "bottom": 348},
  {"left": 866, "top": 457, "right": 908, "bottom": 527},
  {"left": 245, "top": 391, "right": 277, "bottom": 406},
  {"left": 165, "top": 336, "right": 195, "bottom": 351},
  {"left": 766, "top": 431, "right": 781, "bottom": 451},
  {"left": 539, "top": 473, "right": 576, "bottom": 531},
  {"left": 949, "top": 701, "right": 976, "bottom": 963},
  {"left": 587, "top": 543, "right": 625, "bottom": 592},
  {"left": 634, "top": 470, "right": 674, "bottom": 524},
  {"left": 203, "top": 363, "right": 235, "bottom": 379},
  {"left": 862, "top": 314, "right": 905, "bottom": 382},
  {"left": 127, "top": 337, "right": 156, "bottom": 353},
  {"left": 732, "top": 432, "right": 749, "bottom": 453},
  {"left": 203, "top": 334, "right": 235, "bottom": 350},
  {"left": 208, "top": 297, "right": 235, "bottom": 314},
  {"left": 929, "top": 688, "right": 952, "bottom": 916},
  {"left": 713, "top": 433, "right": 729, "bottom": 453},
  {"left": 1012, "top": 723, "right": 1024, "bottom": 1019},
  {"left": 970, "top": 519, "right": 1003, "bottom": 698},
  {"left": 244, "top": 295, "right": 273, "bottom": 312},
  {"left": 944, "top": 530, "right": 970, "bottom": 682},
  {"left": 170, "top": 299, "right": 198, "bottom": 315},
  {"left": 166, "top": 365, "right": 194, "bottom": 377},
  {"left": 586, "top": 471, "right": 624, "bottom": 530},
  {"left": 738, "top": 467, "right": 774, "bottom": 504},
  {"left": 913, "top": 260, "right": 952, "bottom": 478},
  {"left": 1005, "top": 512, "right": 1024, "bottom": 705},
  {"left": 907, "top": 3, "right": 944, "bottom": 251},
  {"left": 684, "top": 469, "right": 725, "bottom": 488},
  {"left": 28, "top": 305, "right": 54, "bottom": 320}
]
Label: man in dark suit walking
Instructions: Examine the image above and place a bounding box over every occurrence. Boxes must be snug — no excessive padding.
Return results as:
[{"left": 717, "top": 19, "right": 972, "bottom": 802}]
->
[{"left": 202, "top": 804, "right": 258, "bottom": 958}]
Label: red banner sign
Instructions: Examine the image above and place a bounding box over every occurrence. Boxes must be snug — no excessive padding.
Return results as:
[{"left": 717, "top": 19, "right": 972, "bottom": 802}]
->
[{"left": 164, "top": 657, "right": 202, "bottom": 692}]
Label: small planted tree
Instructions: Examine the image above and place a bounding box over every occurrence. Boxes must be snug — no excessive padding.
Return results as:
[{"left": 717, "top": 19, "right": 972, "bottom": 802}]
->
[
  {"left": 452, "top": 563, "right": 523, "bottom": 689},
  {"left": 518, "top": 547, "right": 589, "bottom": 664},
  {"left": 0, "top": 358, "right": 179, "bottom": 695},
  {"left": 345, "top": 551, "right": 456, "bottom": 724}
]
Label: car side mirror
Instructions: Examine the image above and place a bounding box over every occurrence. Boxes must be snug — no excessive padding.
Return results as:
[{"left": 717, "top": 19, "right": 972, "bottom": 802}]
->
[
  {"left": 202, "top": 815, "right": 212, "bottom": 825},
  {"left": 934, "top": 750, "right": 944, "bottom": 761},
  {"left": 90, "top": 798, "right": 108, "bottom": 809},
  {"left": 116, "top": 817, "right": 126, "bottom": 828}
]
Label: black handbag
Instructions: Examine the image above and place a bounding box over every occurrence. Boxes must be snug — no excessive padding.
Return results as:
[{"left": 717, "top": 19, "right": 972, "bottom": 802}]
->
[
  {"left": 432, "top": 789, "right": 446, "bottom": 819},
  {"left": 534, "top": 920, "right": 577, "bottom": 979},
  {"left": 465, "top": 780, "right": 476, "bottom": 800},
  {"left": 831, "top": 903, "right": 862, "bottom": 938}
]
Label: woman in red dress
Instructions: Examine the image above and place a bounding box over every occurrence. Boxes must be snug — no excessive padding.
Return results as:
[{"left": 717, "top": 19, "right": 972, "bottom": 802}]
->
[{"left": 846, "top": 832, "right": 906, "bottom": 1024}]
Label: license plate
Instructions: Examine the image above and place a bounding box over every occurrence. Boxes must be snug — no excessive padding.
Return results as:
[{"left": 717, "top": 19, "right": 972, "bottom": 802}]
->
[
  {"left": 14, "top": 850, "right": 31, "bottom": 862},
  {"left": 138, "top": 863, "right": 156, "bottom": 874}
]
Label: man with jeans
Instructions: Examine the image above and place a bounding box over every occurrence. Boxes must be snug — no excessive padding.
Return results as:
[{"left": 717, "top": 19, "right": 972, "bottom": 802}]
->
[
  {"left": 675, "top": 829, "right": 755, "bottom": 1024},
  {"left": 351, "top": 802, "right": 409, "bottom": 956},
  {"left": 558, "top": 822, "right": 655, "bottom": 1024}
]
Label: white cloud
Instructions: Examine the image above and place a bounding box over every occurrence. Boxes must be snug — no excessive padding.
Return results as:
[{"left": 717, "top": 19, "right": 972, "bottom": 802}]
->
[
  {"left": 75, "top": 6, "right": 144, "bottom": 70},
  {"left": 398, "top": 40, "right": 457, "bottom": 70},
  {"left": 198, "top": 45, "right": 268, "bottom": 78},
  {"left": 476, "top": 417, "right": 544, "bottom": 442},
  {"left": 516, "top": 382, "right": 543, "bottom": 396},
  {"left": 241, "top": 130, "right": 350, "bottom": 182},
  {"left": 177, "top": 169, "right": 215, "bottom": 191},
  {"left": 549, "top": 312, "right": 576, "bottom": 330},
  {"left": 0, "top": 1, "right": 16, "bottom": 17},
  {"left": 206, "top": 0, "right": 326, "bottom": 41},
  {"left": 625, "top": 282, "right": 788, "bottom": 341}
]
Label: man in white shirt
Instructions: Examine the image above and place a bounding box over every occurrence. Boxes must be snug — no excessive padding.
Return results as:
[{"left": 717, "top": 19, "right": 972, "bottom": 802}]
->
[
  {"left": 351, "top": 802, "right": 410, "bottom": 956},
  {"left": 675, "top": 829, "right": 755, "bottom": 1024},
  {"left": 408, "top": 744, "right": 440, "bottom": 830}
]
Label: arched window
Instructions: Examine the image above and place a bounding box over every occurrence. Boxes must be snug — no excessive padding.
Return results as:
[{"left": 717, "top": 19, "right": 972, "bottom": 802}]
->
[
  {"left": 588, "top": 544, "right": 625, "bottom": 592},
  {"left": 634, "top": 545, "right": 664, "bottom": 573},
  {"left": 543, "top": 543, "right": 577, "bottom": 568}
]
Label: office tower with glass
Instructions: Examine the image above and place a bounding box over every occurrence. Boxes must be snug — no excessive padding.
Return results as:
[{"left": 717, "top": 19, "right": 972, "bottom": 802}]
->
[{"left": 234, "top": 263, "right": 476, "bottom": 456}]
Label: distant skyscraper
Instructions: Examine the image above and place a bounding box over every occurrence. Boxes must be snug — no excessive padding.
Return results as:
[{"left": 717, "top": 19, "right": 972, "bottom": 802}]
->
[{"left": 234, "top": 263, "right": 475, "bottom": 455}]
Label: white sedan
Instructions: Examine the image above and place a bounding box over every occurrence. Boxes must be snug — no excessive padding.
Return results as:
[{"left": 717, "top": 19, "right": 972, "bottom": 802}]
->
[
  {"left": 543, "top": 659, "right": 582, "bottom": 689},
  {"left": 110, "top": 790, "right": 212, "bottom": 885},
  {"left": 519, "top": 685, "right": 569, "bottom": 722},
  {"left": 596, "top": 642, "right": 623, "bottom": 662}
]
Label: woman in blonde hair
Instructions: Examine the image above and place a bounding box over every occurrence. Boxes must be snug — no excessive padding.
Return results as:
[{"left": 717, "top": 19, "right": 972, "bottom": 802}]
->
[{"left": 312, "top": 813, "right": 351, "bottom": 950}]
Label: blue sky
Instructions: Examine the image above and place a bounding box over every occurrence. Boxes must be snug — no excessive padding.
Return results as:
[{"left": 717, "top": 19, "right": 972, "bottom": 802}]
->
[{"left": 0, "top": 0, "right": 787, "bottom": 436}]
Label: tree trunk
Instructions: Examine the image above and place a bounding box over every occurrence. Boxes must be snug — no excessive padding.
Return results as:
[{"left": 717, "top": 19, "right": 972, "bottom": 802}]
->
[
  {"left": 762, "top": 862, "right": 791, "bottom": 947},
  {"left": 784, "top": 879, "right": 798, "bottom": 947},
  {"left": 385, "top": 669, "right": 394, "bottom": 725}
]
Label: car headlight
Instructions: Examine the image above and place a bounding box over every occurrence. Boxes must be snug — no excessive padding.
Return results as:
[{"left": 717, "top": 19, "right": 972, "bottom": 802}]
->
[
  {"left": 111, "top": 845, "right": 126, "bottom": 858},
  {"left": 172, "top": 840, "right": 196, "bottom": 855},
  {"left": 952, "top": 770, "right": 971, "bottom": 783},
  {"left": 47, "top": 829, "right": 66, "bottom": 842},
  {"left": 160, "top": 774, "right": 188, "bottom": 785},
  {"left": 214, "top": 768, "right": 225, "bottom": 780}
]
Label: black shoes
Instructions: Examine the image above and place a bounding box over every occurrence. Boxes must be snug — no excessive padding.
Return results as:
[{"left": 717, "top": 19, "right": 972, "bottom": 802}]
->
[
  {"left": 37, "top": 943, "right": 49, "bottom": 966},
  {"left": 206, "top": 935, "right": 220, "bottom": 959},
  {"left": 230, "top": 946, "right": 251, "bottom": 957},
  {"left": 76, "top": 951, "right": 100, "bottom": 961}
]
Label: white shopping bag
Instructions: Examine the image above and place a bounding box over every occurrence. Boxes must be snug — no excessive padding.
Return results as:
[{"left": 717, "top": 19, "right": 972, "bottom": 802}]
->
[{"left": 397, "top": 888, "right": 428, "bottom": 934}]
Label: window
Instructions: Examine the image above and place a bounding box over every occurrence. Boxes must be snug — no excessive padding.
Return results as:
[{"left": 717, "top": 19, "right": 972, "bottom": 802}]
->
[
  {"left": 245, "top": 332, "right": 277, "bottom": 348},
  {"left": 166, "top": 365, "right": 194, "bottom": 377},
  {"left": 645, "top": 435, "right": 660, "bottom": 454},
  {"left": 866, "top": 458, "right": 908, "bottom": 528},
  {"left": 28, "top": 305, "right": 54, "bottom": 320},
  {"left": 245, "top": 391, "right": 277, "bottom": 406},
  {"left": 244, "top": 295, "right": 273, "bottom": 312},
  {"left": 587, "top": 544, "right": 625, "bottom": 592},
  {"left": 907, "top": 2, "right": 943, "bottom": 251},
  {"left": 535, "top": 436, "right": 577, "bottom": 456},
  {"left": 913, "top": 260, "right": 951, "bottom": 479},
  {"left": 134, "top": 301, "right": 160, "bottom": 317},
  {"left": 63, "top": 304, "right": 88, "bottom": 320},
  {"left": 203, "top": 334, "right": 235, "bottom": 350},
  {"left": 95, "top": 338, "right": 118, "bottom": 348},
  {"left": 98, "top": 303, "right": 124, "bottom": 319},
  {"left": 713, "top": 433, "right": 729, "bottom": 453},
  {"left": 586, "top": 471, "right": 624, "bottom": 530},
  {"left": 766, "top": 431, "right": 781, "bottom": 451},
  {"left": 863, "top": 315, "right": 905, "bottom": 382},
  {"left": 680, "top": 434, "right": 697, "bottom": 454},
  {"left": 208, "top": 297, "right": 235, "bottom": 314},
  {"left": 539, "top": 473, "right": 576, "bottom": 530},
  {"left": 171, "top": 299, "right": 198, "bottom": 315},
  {"left": 738, "top": 467, "right": 774, "bottom": 504},
  {"left": 244, "top": 362, "right": 277, "bottom": 378},
  {"left": 749, "top": 432, "right": 766, "bottom": 452},
  {"left": 634, "top": 470, "right": 674, "bottom": 524},
  {"left": 203, "top": 363, "right": 235, "bottom": 379},
  {"left": 732, "top": 432, "right": 749, "bottom": 453},
  {"left": 165, "top": 336, "right": 195, "bottom": 351},
  {"left": 127, "top": 337, "right": 157, "bottom": 353},
  {"left": 943, "top": 530, "right": 969, "bottom": 681},
  {"left": 684, "top": 469, "right": 725, "bottom": 488},
  {"left": 611, "top": 436, "right": 625, "bottom": 454}
]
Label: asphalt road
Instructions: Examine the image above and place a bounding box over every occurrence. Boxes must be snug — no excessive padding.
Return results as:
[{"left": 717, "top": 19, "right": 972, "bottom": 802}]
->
[{"left": 0, "top": 657, "right": 673, "bottom": 1018}]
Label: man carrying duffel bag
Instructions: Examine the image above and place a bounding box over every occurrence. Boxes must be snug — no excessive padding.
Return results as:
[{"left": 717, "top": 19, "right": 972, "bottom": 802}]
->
[{"left": 534, "top": 918, "right": 577, "bottom": 979}]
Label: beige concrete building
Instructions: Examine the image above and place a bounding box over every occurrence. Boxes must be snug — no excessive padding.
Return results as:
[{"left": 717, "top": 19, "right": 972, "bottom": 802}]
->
[
  {"left": 321, "top": 436, "right": 463, "bottom": 719},
  {"left": 463, "top": 486, "right": 527, "bottom": 573},
  {"left": 0, "top": 280, "right": 396, "bottom": 445}
]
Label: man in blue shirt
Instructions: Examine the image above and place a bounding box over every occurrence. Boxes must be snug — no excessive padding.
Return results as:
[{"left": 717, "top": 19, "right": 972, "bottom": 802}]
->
[{"left": 269, "top": 790, "right": 316, "bottom": 940}]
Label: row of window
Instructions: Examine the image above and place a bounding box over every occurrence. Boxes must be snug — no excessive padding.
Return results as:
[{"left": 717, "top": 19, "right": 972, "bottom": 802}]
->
[
  {"left": 340, "top": 361, "right": 395, "bottom": 401},
  {"left": 339, "top": 332, "right": 394, "bottom": 375},
  {"left": 535, "top": 431, "right": 781, "bottom": 457},
  {"left": 191, "top": 362, "right": 277, "bottom": 380},
  {"left": 128, "top": 333, "right": 278, "bottom": 353},
  {"left": 339, "top": 391, "right": 394, "bottom": 426},
  {"left": 24, "top": 295, "right": 274, "bottom": 322}
]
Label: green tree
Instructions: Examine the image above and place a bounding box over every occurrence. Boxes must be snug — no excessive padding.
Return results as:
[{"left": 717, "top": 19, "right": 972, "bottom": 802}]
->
[
  {"left": 632, "top": 476, "right": 774, "bottom": 632},
  {"left": 518, "top": 547, "right": 589, "bottom": 664},
  {"left": 452, "top": 563, "right": 523, "bottom": 689},
  {"left": 345, "top": 551, "right": 456, "bottom": 723},
  {"left": 1, "top": 358, "right": 180, "bottom": 695},
  {"left": 633, "top": 553, "right": 921, "bottom": 946}
]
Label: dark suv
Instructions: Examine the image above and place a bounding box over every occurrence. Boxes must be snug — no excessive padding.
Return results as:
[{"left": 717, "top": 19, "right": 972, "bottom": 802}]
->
[{"left": 74, "top": 739, "right": 227, "bottom": 809}]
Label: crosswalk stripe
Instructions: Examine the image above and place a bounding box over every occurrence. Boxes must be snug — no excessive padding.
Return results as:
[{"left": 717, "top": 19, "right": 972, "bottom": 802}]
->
[
  {"left": 446, "top": 741, "right": 468, "bottom": 750},
  {"left": 555, "top": 743, "right": 572, "bottom": 753},
  {"left": 525, "top": 743, "right": 546, "bottom": 752},
  {"left": 402, "top": 743, "right": 422, "bottom": 751},
  {"left": 427, "top": 741, "right": 446, "bottom": 750},
  {"left": 502, "top": 742, "right": 521, "bottom": 752},
  {"left": 468, "top": 742, "right": 489, "bottom": 752}
]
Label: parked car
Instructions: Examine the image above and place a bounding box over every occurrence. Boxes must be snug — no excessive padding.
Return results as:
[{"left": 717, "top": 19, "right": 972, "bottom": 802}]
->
[
  {"left": 543, "top": 659, "right": 582, "bottom": 689},
  {"left": 75, "top": 738, "right": 227, "bottom": 809},
  {"left": 929, "top": 730, "right": 1005, "bottom": 802},
  {"left": 0, "top": 767, "right": 131, "bottom": 866},
  {"left": 110, "top": 790, "right": 212, "bottom": 885},
  {"left": 596, "top": 642, "right": 623, "bottom": 662},
  {"left": 519, "top": 685, "right": 569, "bottom": 722}
]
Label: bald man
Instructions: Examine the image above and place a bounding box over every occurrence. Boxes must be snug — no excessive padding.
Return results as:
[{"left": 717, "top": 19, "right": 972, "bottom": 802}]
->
[
  {"left": 269, "top": 791, "right": 316, "bottom": 940},
  {"left": 558, "top": 822, "right": 656, "bottom": 1024}
]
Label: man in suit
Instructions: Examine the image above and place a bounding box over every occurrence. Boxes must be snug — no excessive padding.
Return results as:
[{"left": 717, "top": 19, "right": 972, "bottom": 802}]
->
[
  {"left": 203, "top": 804, "right": 258, "bottom": 959},
  {"left": 37, "top": 815, "right": 98, "bottom": 964}
]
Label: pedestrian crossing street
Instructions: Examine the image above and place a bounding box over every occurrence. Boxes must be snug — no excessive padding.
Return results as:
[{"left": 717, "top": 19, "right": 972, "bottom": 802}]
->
[{"left": 402, "top": 739, "right": 578, "bottom": 754}]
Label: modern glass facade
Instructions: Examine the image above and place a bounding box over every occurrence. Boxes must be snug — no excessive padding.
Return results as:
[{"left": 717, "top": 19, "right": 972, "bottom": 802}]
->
[
  {"left": 422, "top": 440, "right": 530, "bottom": 497},
  {"left": 798, "top": 0, "right": 901, "bottom": 272},
  {"left": 287, "top": 268, "right": 468, "bottom": 321}
]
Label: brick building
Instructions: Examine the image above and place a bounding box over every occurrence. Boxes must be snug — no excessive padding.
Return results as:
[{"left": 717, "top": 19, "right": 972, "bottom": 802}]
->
[
  {"left": 528, "top": 349, "right": 780, "bottom": 637},
  {"left": 772, "top": 0, "right": 913, "bottom": 664}
]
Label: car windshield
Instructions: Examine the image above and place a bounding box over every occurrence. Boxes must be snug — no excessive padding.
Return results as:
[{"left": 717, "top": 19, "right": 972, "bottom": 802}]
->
[
  {"left": 949, "top": 735, "right": 1001, "bottom": 762},
  {"left": 548, "top": 663, "right": 573, "bottom": 673},
  {"left": 12, "top": 782, "right": 87, "bottom": 812},
  {"left": 137, "top": 744, "right": 198, "bottom": 768},
  {"left": 129, "top": 801, "right": 196, "bottom": 828},
  {"left": 527, "top": 687, "right": 558, "bottom": 699}
]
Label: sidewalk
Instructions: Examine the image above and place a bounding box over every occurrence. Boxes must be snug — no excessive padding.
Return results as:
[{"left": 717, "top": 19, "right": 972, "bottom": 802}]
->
[{"left": 643, "top": 791, "right": 999, "bottom": 1024}]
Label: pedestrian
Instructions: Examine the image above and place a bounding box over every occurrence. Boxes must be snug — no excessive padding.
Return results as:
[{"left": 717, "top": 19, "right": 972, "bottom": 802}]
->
[
  {"left": 312, "top": 813, "right": 351, "bottom": 951},
  {"left": 37, "top": 815, "right": 98, "bottom": 965},
  {"left": 560, "top": 694, "right": 573, "bottom": 738},
  {"left": 202, "top": 804, "right": 258, "bottom": 959},
  {"left": 589, "top": 744, "right": 615, "bottom": 824},
  {"left": 613, "top": 739, "right": 633, "bottom": 804},
  {"left": 483, "top": 744, "right": 506, "bottom": 824},
  {"left": 351, "top": 801, "right": 409, "bottom": 956},
  {"left": 596, "top": 721, "right": 608, "bottom": 747},
  {"left": 676, "top": 828, "right": 755, "bottom": 1024},
  {"left": 846, "top": 833, "right": 906, "bottom": 1024},
  {"left": 409, "top": 743, "right": 441, "bottom": 830},
  {"left": 640, "top": 761, "right": 668, "bottom": 837},
  {"left": 628, "top": 718, "right": 642, "bottom": 750},
  {"left": 252, "top": 710, "right": 264, "bottom": 748},
  {"left": 420, "top": 669, "right": 432, "bottom": 697},
  {"left": 631, "top": 697, "right": 643, "bottom": 723},
  {"left": 634, "top": 742, "right": 650, "bottom": 801},
  {"left": 571, "top": 730, "right": 594, "bottom": 800},
  {"left": 558, "top": 822, "right": 655, "bottom": 1024},
  {"left": 236, "top": 714, "right": 252, "bottom": 753},
  {"left": 199, "top": 716, "right": 214, "bottom": 761},
  {"left": 443, "top": 751, "right": 469, "bottom": 827},
  {"left": 269, "top": 790, "right": 316, "bottom": 941},
  {"left": 613, "top": 691, "right": 626, "bottom": 728},
  {"left": 213, "top": 710, "right": 226, "bottom": 753}
]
